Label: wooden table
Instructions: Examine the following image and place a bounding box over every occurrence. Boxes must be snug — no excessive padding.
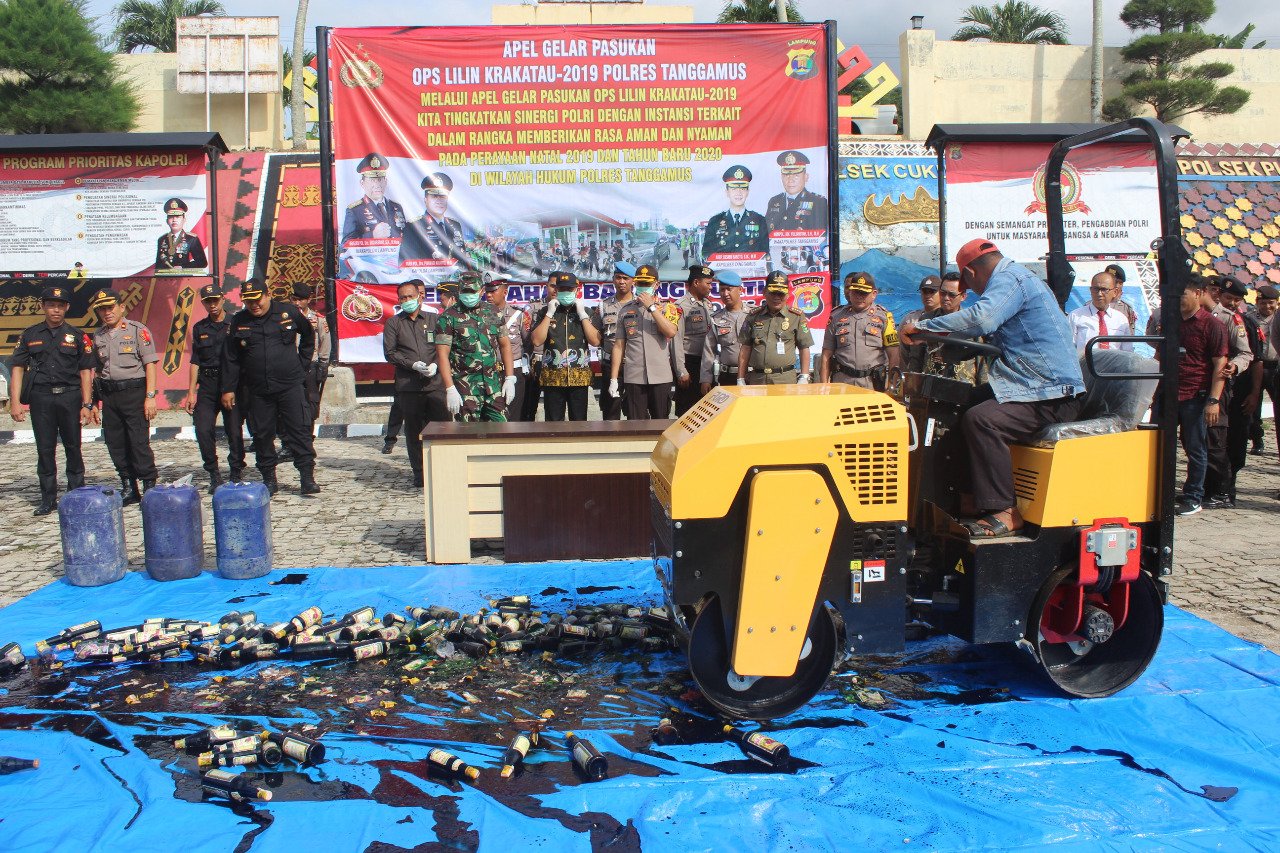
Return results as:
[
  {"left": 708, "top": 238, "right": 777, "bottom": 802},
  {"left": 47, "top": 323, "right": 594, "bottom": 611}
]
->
[{"left": 419, "top": 420, "right": 672, "bottom": 563}]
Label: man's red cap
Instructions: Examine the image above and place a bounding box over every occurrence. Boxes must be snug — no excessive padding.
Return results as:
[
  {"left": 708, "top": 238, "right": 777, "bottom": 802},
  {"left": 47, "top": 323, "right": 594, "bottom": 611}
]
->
[{"left": 956, "top": 239, "right": 1000, "bottom": 270}]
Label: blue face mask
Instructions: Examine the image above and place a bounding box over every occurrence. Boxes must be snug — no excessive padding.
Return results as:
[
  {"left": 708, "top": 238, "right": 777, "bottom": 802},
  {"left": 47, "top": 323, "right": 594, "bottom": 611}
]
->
[
  {"left": 556, "top": 291, "right": 576, "bottom": 307},
  {"left": 400, "top": 299, "right": 419, "bottom": 314},
  {"left": 459, "top": 292, "right": 481, "bottom": 308}
]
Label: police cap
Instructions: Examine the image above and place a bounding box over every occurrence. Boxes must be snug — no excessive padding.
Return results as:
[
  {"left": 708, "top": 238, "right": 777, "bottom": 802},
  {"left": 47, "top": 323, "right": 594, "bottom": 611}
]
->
[
  {"left": 198, "top": 283, "right": 222, "bottom": 301},
  {"left": 1219, "top": 276, "right": 1249, "bottom": 298},
  {"left": 421, "top": 173, "right": 453, "bottom": 195},
  {"left": 163, "top": 197, "right": 188, "bottom": 216},
  {"left": 1257, "top": 284, "right": 1279, "bottom": 300},
  {"left": 41, "top": 285, "right": 70, "bottom": 303},
  {"left": 764, "top": 271, "right": 789, "bottom": 293},
  {"left": 240, "top": 279, "right": 267, "bottom": 300},
  {"left": 716, "top": 270, "right": 744, "bottom": 289},
  {"left": 484, "top": 278, "right": 509, "bottom": 292},
  {"left": 845, "top": 271, "right": 875, "bottom": 292},
  {"left": 89, "top": 288, "right": 121, "bottom": 310},
  {"left": 1103, "top": 263, "right": 1127, "bottom": 283},
  {"left": 722, "top": 165, "right": 752, "bottom": 186},
  {"left": 613, "top": 260, "right": 637, "bottom": 277},
  {"left": 634, "top": 264, "right": 659, "bottom": 283},
  {"left": 357, "top": 153, "right": 389, "bottom": 177},
  {"left": 688, "top": 264, "right": 715, "bottom": 281},
  {"left": 291, "top": 282, "right": 314, "bottom": 300},
  {"left": 919, "top": 275, "right": 942, "bottom": 292},
  {"left": 551, "top": 271, "right": 579, "bottom": 290},
  {"left": 437, "top": 280, "right": 460, "bottom": 297},
  {"left": 777, "top": 150, "right": 810, "bottom": 173}
]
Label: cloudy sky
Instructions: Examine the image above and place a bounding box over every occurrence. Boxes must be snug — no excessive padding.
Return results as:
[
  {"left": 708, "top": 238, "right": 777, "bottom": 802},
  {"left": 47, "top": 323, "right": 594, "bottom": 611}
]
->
[{"left": 82, "top": 0, "right": 1278, "bottom": 70}]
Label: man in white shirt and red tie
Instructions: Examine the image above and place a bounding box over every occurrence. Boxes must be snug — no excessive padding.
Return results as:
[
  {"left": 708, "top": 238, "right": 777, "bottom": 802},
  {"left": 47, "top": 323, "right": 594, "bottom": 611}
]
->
[{"left": 1068, "top": 271, "right": 1132, "bottom": 353}]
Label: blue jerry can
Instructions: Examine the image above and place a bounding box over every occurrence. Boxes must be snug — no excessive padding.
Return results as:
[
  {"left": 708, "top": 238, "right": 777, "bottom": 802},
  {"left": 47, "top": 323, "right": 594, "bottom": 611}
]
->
[
  {"left": 212, "top": 481, "right": 273, "bottom": 580},
  {"left": 140, "top": 483, "right": 205, "bottom": 581},
  {"left": 58, "top": 486, "right": 127, "bottom": 587}
]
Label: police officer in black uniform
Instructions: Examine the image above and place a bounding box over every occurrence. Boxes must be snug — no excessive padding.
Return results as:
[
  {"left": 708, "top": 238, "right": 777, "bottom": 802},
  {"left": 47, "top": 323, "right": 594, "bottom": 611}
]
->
[
  {"left": 341, "top": 153, "right": 406, "bottom": 247},
  {"left": 8, "top": 285, "right": 96, "bottom": 516},
  {"left": 702, "top": 166, "right": 769, "bottom": 258},
  {"left": 156, "top": 198, "right": 208, "bottom": 272},
  {"left": 765, "top": 150, "right": 829, "bottom": 233},
  {"left": 221, "top": 278, "right": 319, "bottom": 497},
  {"left": 398, "top": 173, "right": 467, "bottom": 265},
  {"left": 182, "top": 284, "right": 246, "bottom": 493}
]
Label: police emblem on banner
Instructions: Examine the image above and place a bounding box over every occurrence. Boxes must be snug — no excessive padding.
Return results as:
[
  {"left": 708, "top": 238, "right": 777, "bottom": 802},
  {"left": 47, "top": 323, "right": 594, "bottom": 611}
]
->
[
  {"left": 342, "top": 285, "right": 385, "bottom": 322},
  {"left": 340, "top": 56, "right": 384, "bottom": 89},
  {"left": 1026, "top": 161, "right": 1090, "bottom": 215},
  {"left": 790, "top": 274, "right": 826, "bottom": 318},
  {"left": 785, "top": 39, "right": 819, "bottom": 80}
]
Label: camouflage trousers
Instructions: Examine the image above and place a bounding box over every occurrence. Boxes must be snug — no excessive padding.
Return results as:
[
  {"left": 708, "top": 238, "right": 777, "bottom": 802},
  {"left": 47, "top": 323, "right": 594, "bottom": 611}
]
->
[{"left": 454, "top": 371, "right": 508, "bottom": 422}]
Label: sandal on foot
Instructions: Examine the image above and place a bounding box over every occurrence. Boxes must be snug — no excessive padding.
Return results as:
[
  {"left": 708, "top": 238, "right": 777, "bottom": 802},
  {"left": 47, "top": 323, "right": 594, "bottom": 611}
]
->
[{"left": 962, "top": 514, "right": 1019, "bottom": 539}]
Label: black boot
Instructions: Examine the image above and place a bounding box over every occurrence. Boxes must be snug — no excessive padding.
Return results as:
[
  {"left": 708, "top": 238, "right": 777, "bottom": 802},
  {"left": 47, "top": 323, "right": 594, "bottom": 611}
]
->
[
  {"left": 34, "top": 495, "right": 58, "bottom": 517},
  {"left": 229, "top": 467, "right": 245, "bottom": 482},
  {"left": 141, "top": 478, "right": 156, "bottom": 496},
  {"left": 121, "top": 478, "right": 141, "bottom": 506},
  {"left": 299, "top": 467, "right": 321, "bottom": 496},
  {"left": 208, "top": 472, "right": 224, "bottom": 495},
  {"left": 261, "top": 470, "right": 279, "bottom": 497}
]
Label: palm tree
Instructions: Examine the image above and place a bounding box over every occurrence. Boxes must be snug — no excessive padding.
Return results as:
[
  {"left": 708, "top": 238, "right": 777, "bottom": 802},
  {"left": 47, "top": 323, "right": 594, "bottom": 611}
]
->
[
  {"left": 717, "top": 0, "right": 803, "bottom": 23},
  {"left": 290, "top": 0, "right": 309, "bottom": 150},
  {"left": 952, "top": 1, "right": 1069, "bottom": 45},
  {"left": 111, "top": 0, "right": 225, "bottom": 53}
]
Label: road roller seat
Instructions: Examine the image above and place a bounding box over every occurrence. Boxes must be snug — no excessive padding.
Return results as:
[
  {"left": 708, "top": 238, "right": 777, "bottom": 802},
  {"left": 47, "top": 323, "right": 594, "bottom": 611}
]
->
[{"left": 1028, "top": 349, "right": 1161, "bottom": 447}]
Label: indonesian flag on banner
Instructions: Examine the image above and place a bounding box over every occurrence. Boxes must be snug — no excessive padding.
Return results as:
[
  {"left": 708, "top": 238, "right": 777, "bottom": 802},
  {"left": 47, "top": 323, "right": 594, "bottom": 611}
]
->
[{"left": 944, "top": 142, "right": 1160, "bottom": 261}]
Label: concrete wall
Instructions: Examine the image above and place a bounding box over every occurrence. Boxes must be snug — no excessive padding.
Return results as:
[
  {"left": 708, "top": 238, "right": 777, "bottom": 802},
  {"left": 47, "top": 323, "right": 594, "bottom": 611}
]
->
[
  {"left": 492, "top": 2, "right": 694, "bottom": 25},
  {"left": 116, "top": 52, "right": 284, "bottom": 150},
  {"left": 899, "top": 29, "right": 1280, "bottom": 143}
]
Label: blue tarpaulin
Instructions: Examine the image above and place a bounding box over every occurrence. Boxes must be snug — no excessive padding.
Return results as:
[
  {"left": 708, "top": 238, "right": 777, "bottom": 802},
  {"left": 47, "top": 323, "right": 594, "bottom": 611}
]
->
[{"left": 1, "top": 562, "right": 1278, "bottom": 853}]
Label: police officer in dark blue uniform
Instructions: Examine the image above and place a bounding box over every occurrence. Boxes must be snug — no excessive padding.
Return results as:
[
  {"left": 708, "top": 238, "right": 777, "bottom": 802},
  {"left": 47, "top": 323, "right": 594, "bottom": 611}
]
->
[
  {"left": 765, "top": 150, "right": 828, "bottom": 233},
  {"left": 340, "top": 153, "right": 406, "bottom": 247},
  {"left": 398, "top": 173, "right": 467, "bottom": 265},
  {"left": 156, "top": 197, "right": 208, "bottom": 272},
  {"left": 182, "top": 283, "right": 246, "bottom": 493},
  {"left": 221, "top": 279, "right": 319, "bottom": 497},
  {"left": 703, "top": 166, "right": 769, "bottom": 258},
  {"left": 8, "top": 285, "right": 96, "bottom": 516}
]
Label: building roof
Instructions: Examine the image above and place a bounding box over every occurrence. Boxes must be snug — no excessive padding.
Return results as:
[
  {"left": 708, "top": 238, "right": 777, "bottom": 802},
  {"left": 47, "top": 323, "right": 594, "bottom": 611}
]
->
[{"left": 0, "top": 132, "right": 229, "bottom": 154}]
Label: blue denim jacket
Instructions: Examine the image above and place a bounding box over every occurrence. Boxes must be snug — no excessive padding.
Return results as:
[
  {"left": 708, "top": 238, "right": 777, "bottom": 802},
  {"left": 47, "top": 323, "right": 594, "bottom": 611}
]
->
[{"left": 915, "top": 258, "right": 1083, "bottom": 403}]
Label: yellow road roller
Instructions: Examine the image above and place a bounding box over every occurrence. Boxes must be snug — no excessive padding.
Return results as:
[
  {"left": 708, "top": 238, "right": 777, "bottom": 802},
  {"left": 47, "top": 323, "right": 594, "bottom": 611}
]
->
[{"left": 650, "top": 119, "right": 1182, "bottom": 719}]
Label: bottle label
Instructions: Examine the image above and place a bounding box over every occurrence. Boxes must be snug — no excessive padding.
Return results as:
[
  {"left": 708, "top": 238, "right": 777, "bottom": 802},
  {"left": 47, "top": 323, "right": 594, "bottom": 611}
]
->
[
  {"left": 352, "top": 642, "right": 386, "bottom": 660},
  {"left": 2, "top": 644, "right": 23, "bottom": 666},
  {"left": 223, "top": 751, "right": 259, "bottom": 766},
  {"left": 204, "top": 768, "right": 235, "bottom": 783},
  {"left": 619, "top": 626, "right": 646, "bottom": 640},
  {"left": 572, "top": 742, "right": 592, "bottom": 766},
  {"left": 223, "top": 735, "right": 261, "bottom": 752},
  {"left": 209, "top": 725, "right": 238, "bottom": 742},
  {"left": 428, "top": 748, "right": 462, "bottom": 772},
  {"left": 746, "top": 732, "right": 784, "bottom": 753},
  {"left": 562, "top": 624, "right": 590, "bottom": 637},
  {"left": 511, "top": 735, "right": 531, "bottom": 758},
  {"left": 282, "top": 739, "right": 310, "bottom": 762}
]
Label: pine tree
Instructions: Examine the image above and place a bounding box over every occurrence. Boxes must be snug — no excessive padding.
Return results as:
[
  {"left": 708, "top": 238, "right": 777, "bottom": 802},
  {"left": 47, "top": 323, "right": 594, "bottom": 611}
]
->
[
  {"left": 0, "top": 0, "right": 141, "bottom": 134},
  {"left": 1103, "top": 0, "right": 1249, "bottom": 122}
]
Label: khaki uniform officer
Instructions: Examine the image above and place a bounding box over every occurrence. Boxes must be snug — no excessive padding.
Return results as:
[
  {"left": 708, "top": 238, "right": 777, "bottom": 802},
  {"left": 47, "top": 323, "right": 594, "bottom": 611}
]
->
[
  {"left": 737, "top": 272, "right": 813, "bottom": 385},
  {"left": 672, "top": 263, "right": 718, "bottom": 416},
  {"left": 90, "top": 288, "right": 159, "bottom": 506},
  {"left": 700, "top": 270, "right": 749, "bottom": 393},
  {"left": 610, "top": 263, "right": 682, "bottom": 419},
  {"left": 820, "top": 271, "right": 901, "bottom": 390},
  {"left": 592, "top": 260, "right": 636, "bottom": 420}
]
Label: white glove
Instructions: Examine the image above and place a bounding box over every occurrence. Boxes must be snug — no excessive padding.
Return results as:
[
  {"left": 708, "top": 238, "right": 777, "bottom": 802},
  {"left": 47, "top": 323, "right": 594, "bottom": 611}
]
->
[
  {"left": 503, "top": 375, "right": 517, "bottom": 405},
  {"left": 608, "top": 378, "right": 619, "bottom": 397},
  {"left": 412, "top": 361, "right": 437, "bottom": 377},
  {"left": 736, "top": 378, "right": 746, "bottom": 386},
  {"left": 797, "top": 374, "right": 810, "bottom": 384},
  {"left": 575, "top": 300, "right": 588, "bottom": 320},
  {"left": 446, "top": 385, "right": 463, "bottom": 415}
]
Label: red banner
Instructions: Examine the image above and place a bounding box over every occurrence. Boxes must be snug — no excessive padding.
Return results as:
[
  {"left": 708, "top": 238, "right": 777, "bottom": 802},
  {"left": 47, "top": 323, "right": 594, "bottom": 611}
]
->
[{"left": 325, "top": 24, "right": 832, "bottom": 359}]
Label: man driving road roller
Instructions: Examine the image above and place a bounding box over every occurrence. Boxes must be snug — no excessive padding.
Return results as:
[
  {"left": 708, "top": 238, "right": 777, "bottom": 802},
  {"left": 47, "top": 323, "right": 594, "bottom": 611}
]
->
[{"left": 900, "top": 239, "right": 1084, "bottom": 539}]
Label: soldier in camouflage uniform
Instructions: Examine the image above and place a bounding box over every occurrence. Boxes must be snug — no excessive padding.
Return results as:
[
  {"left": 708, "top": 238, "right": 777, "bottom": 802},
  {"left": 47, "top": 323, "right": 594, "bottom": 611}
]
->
[{"left": 435, "top": 274, "right": 516, "bottom": 422}]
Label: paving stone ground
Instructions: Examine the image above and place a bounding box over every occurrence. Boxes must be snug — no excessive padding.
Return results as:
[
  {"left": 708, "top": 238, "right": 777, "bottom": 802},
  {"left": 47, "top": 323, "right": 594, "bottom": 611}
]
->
[{"left": 2, "top": 419, "right": 1278, "bottom": 654}]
